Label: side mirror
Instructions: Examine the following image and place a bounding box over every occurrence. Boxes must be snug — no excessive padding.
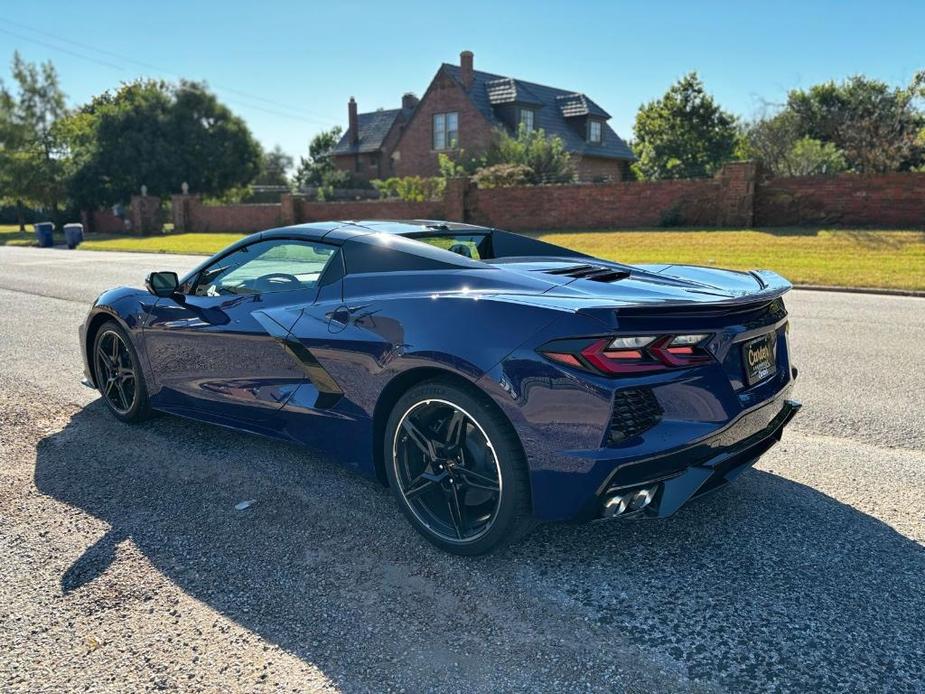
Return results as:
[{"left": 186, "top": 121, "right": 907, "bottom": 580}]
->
[{"left": 145, "top": 271, "right": 180, "bottom": 297}]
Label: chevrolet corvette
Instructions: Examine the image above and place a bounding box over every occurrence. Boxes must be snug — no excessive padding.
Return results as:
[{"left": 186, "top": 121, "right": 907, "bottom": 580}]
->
[{"left": 80, "top": 220, "right": 800, "bottom": 555}]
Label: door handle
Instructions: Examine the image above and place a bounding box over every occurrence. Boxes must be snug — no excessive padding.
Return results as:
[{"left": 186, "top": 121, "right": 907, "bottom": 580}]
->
[{"left": 326, "top": 304, "right": 371, "bottom": 325}]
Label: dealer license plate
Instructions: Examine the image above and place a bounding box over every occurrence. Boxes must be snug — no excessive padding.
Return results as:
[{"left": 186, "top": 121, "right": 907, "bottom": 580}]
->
[{"left": 743, "top": 332, "right": 777, "bottom": 386}]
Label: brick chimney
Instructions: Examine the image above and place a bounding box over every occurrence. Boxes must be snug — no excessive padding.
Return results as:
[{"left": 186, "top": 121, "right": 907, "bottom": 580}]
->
[
  {"left": 348, "top": 97, "right": 358, "bottom": 145},
  {"left": 460, "top": 50, "right": 474, "bottom": 90},
  {"left": 401, "top": 92, "right": 419, "bottom": 110}
]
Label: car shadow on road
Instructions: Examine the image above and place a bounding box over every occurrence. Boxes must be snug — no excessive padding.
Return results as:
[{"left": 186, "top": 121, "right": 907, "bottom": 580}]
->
[{"left": 35, "top": 401, "right": 925, "bottom": 692}]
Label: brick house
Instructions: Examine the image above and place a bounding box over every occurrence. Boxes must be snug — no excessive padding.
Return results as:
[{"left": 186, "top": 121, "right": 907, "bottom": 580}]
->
[
  {"left": 330, "top": 93, "right": 418, "bottom": 181},
  {"left": 332, "top": 51, "right": 634, "bottom": 183}
]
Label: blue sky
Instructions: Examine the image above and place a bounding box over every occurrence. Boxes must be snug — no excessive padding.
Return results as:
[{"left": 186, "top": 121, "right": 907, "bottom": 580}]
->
[{"left": 1, "top": 1, "right": 921, "bottom": 165}]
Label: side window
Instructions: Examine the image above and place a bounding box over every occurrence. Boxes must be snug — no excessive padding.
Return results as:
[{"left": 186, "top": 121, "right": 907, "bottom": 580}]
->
[{"left": 192, "top": 239, "right": 337, "bottom": 297}]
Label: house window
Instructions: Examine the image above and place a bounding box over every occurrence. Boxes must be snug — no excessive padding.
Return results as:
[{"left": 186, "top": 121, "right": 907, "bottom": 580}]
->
[
  {"left": 433, "top": 112, "right": 459, "bottom": 150},
  {"left": 519, "top": 109, "right": 535, "bottom": 133},
  {"left": 588, "top": 120, "right": 603, "bottom": 144}
]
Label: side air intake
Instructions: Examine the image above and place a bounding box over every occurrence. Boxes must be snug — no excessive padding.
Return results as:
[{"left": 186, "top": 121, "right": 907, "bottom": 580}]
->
[{"left": 539, "top": 264, "right": 630, "bottom": 283}]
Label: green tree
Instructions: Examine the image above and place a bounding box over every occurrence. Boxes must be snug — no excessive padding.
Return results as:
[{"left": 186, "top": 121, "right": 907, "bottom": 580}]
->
[
  {"left": 738, "top": 111, "right": 847, "bottom": 176},
  {"left": 253, "top": 145, "right": 293, "bottom": 188},
  {"left": 632, "top": 72, "right": 737, "bottom": 180},
  {"left": 736, "top": 111, "right": 801, "bottom": 175},
  {"left": 294, "top": 126, "right": 342, "bottom": 187},
  {"left": 480, "top": 125, "right": 574, "bottom": 184},
  {"left": 65, "top": 79, "right": 261, "bottom": 209},
  {"left": 0, "top": 52, "right": 69, "bottom": 228},
  {"left": 786, "top": 138, "right": 847, "bottom": 176},
  {"left": 786, "top": 73, "right": 925, "bottom": 172}
]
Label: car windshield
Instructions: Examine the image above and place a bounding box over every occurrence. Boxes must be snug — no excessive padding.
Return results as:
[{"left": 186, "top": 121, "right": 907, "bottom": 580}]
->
[{"left": 411, "top": 234, "right": 492, "bottom": 260}]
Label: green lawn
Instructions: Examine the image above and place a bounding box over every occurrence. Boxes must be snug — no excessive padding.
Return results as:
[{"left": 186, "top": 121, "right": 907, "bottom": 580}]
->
[
  {"left": 3, "top": 224, "right": 923, "bottom": 290},
  {"left": 535, "top": 228, "right": 925, "bottom": 291},
  {"left": 0, "top": 225, "right": 242, "bottom": 255},
  {"left": 0, "top": 225, "right": 35, "bottom": 246}
]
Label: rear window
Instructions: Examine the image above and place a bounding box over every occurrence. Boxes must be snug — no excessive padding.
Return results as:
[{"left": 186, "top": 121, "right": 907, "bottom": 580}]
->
[{"left": 411, "top": 234, "right": 492, "bottom": 260}]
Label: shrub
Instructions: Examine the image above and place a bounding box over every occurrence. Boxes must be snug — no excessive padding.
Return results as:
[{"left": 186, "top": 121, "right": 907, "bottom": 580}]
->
[
  {"left": 471, "top": 163, "right": 534, "bottom": 189},
  {"left": 371, "top": 176, "right": 446, "bottom": 202},
  {"left": 659, "top": 204, "right": 685, "bottom": 227},
  {"left": 482, "top": 126, "right": 575, "bottom": 184},
  {"left": 437, "top": 152, "right": 469, "bottom": 178},
  {"left": 787, "top": 137, "right": 848, "bottom": 176},
  {"left": 737, "top": 113, "right": 848, "bottom": 177}
]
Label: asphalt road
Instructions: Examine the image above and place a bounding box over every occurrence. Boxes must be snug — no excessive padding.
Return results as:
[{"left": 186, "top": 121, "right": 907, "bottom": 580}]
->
[{"left": 1, "top": 245, "right": 923, "bottom": 693}]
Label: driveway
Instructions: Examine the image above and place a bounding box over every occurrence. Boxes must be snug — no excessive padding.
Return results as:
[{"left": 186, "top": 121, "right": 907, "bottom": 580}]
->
[{"left": 0, "top": 246, "right": 922, "bottom": 692}]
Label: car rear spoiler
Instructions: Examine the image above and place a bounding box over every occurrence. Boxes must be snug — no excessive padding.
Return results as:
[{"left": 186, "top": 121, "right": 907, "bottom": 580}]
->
[{"left": 576, "top": 271, "right": 793, "bottom": 323}]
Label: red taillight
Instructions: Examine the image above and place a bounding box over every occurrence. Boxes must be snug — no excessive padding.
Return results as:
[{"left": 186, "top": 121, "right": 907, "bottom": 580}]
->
[
  {"left": 602, "top": 350, "right": 643, "bottom": 360},
  {"left": 540, "top": 334, "right": 713, "bottom": 376},
  {"left": 649, "top": 336, "right": 712, "bottom": 368},
  {"left": 581, "top": 339, "right": 663, "bottom": 374},
  {"left": 544, "top": 352, "right": 583, "bottom": 368}
]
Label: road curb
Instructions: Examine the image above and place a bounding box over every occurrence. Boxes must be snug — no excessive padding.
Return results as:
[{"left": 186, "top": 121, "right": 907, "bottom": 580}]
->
[{"left": 793, "top": 284, "right": 925, "bottom": 298}]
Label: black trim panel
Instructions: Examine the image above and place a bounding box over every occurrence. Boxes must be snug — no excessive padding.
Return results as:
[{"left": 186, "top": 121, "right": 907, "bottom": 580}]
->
[{"left": 277, "top": 337, "right": 344, "bottom": 409}]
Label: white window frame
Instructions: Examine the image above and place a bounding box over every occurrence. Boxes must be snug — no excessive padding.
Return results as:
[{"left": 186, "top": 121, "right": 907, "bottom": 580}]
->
[
  {"left": 588, "top": 120, "right": 603, "bottom": 144},
  {"left": 433, "top": 112, "right": 459, "bottom": 150},
  {"left": 519, "top": 108, "right": 535, "bottom": 133}
]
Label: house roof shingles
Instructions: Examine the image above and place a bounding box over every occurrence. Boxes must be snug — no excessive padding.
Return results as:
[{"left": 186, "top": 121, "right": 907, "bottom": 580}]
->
[
  {"left": 332, "top": 107, "right": 410, "bottom": 155},
  {"left": 443, "top": 63, "right": 633, "bottom": 161},
  {"left": 485, "top": 77, "right": 543, "bottom": 106},
  {"left": 555, "top": 92, "right": 610, "bottom": 119},
  {"left": 333, "top": 63, "right": 634, "bottom": 162}
]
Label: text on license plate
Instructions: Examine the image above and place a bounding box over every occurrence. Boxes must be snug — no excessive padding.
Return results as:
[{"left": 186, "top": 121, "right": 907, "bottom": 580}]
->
[{"left": 743, "top": 332, "right": 777, "bottom": 386}]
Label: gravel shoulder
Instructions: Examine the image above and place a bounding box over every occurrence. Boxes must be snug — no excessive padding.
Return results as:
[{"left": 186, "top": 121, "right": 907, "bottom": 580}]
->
[{"left": 0, "top": 247, "right": 923, "bottom": 692}]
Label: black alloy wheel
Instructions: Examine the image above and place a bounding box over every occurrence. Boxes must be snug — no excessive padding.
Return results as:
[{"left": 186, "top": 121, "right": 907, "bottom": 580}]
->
[
  {"left": 92, "top": 321, "right": 151, "bottom": 423},
  {"left": 393, "top": 398, "right": 502, "bottom": 542},
  {"left": 385, "top": 380, "right": 535, "bottom": 555}
]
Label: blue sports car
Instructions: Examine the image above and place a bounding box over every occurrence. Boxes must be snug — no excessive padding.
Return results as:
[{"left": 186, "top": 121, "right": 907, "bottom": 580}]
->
[{"left": 80, "top": 220, "right": 800, "bottom": 555}]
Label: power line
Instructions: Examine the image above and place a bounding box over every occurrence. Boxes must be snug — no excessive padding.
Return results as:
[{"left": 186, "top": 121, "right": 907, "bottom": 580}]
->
[
  {"left": 0, "top": 27, "right": 124, "bottom": 71},
  {"left": 0, "top": 17, "right": 329, "bottom": 118},
  {"left": 0, "top": 17, "right": 340, "bottom": 128}
]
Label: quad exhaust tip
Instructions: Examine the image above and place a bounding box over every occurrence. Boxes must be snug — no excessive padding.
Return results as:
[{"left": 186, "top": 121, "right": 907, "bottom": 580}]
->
[{"left": 603, "top": 485, "right": 656, "bottom": 518}]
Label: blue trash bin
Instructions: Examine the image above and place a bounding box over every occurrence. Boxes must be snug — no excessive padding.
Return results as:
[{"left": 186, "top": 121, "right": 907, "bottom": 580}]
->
[
  {"left": 34, "top": 222, "right": 54, "bottom": 248},
  {"left": 64, "top": 223, "right": 84, "bottom": 249}
]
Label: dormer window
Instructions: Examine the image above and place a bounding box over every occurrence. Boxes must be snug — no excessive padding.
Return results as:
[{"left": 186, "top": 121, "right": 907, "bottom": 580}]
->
[
  {"left": 519, "top": 108, "right": 535, "bottom": 133},
  {"left": 588, "top": 120, "right": 603, "bottom": 144}
]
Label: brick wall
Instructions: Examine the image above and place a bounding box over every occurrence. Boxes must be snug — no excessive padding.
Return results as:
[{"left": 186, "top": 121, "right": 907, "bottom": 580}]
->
[
  {"left": 82, "top": 209, "right": 126, "bottom": 234},
  {"left": 129, "top": 195, "right": 162, "bottom": 235},
  {"left": 755, "top": 172, "right": 925, "bottom": 227},
  {"left": 169, "top": 167, "right": 925, "bottom": 234},
  {"left": 83, "top": 196, "right": 161, "bottom": 235},
  {"left": 468, "top": 178, "right": 723, "bottom": 231},
  {"left": 174, "top": 196, "right": 281, "bottom": 233},
  {"left": 333, "top": 152, "right": 388, "bottom": 183},
  {"left": 573, "top": 156, "right": 627, "bottom": 182},
  {"left": 298, "top": 197, "right": 444, "bottom": 224}
]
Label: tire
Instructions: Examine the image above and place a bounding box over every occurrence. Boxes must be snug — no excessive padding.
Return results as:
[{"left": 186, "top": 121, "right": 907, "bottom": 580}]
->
[
  {"left": 384, "top": 378, "right": 536, "bottom": 556},
  {"left": 92, "top": 320, "right": 153, "bottom": 423}
]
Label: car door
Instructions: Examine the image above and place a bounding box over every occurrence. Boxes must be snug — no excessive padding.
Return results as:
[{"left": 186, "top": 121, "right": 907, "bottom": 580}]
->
[{"left": 143, "top": 238, "right": 339, "bottom": 428}]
